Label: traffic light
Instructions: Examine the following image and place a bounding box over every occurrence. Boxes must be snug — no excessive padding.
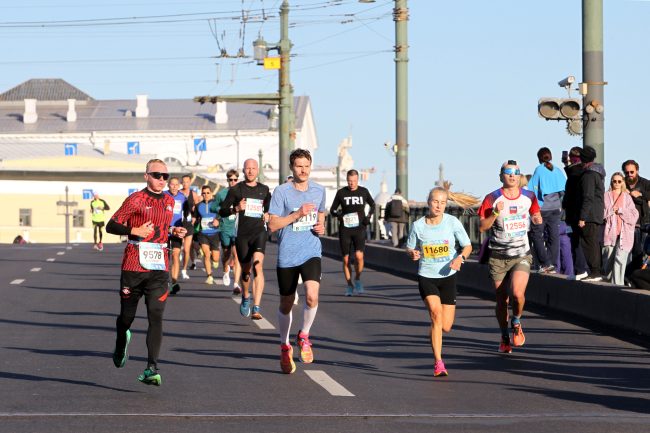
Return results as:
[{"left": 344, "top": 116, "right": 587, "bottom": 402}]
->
[{"left": 538, "top": 98, "right": 582, "bottom": 120}]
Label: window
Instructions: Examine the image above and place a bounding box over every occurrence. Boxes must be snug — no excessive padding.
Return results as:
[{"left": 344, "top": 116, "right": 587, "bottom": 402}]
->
[
  {"left": 73, "top": 209, "right": 85, "bottom": 228},
  {"left": 19, "top": 209, "right": 32, "bottom": 227}
]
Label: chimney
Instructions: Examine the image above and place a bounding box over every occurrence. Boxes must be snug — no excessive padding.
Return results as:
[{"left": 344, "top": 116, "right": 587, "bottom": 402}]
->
[
  {"left": 135, "top": 94, "right": 149, "bottom": 118},
  {"left": 23, "top": 99, "right": 38, "bottom": 124},
  {"left": 66, "top": 99, "right": 77, "bottom": 122},
  {"left": 215, "top": 101, "right": 228, "bottom": 124}
]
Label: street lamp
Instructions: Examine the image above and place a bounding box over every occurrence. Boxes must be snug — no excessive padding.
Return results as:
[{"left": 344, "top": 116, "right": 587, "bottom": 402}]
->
[{"left": 359, "top": 0, "right": 409, "bottom": 198}]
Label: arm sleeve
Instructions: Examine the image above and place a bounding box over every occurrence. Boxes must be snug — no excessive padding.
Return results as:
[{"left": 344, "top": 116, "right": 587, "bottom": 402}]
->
[
  {"left": 263, "top": 190, "right": 272, "bottom": 213},
  {"left": 102, "top": 199, "right": 110, "bottom": 211},
  {"left": 329, "top": 190, "right": 342, "bottom": 216},
  {"left": 405, "top": 223, "right": 418, "bottom": 250},
  {"left": 106, "top": 198, "right": 134, "bottom": 236},
  {"left": 579, "top": 174, "right": 595, "bottom": 221},
  {"left": 366, "top": 190, "right": 376, "bottom": 216},
  {"left": 218, "top": 187, "right": 237, "bottom": 217},
  {"left": 106, "top": 219, "right": 131, "bottom": 236}
]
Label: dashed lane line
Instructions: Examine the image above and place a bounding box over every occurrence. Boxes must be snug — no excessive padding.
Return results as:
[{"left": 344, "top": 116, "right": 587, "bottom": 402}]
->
[
  {"left": 30, "top": 267, "right": 41, "bottom": 272},
  {"left": 46, "top": 258, "right": 55, "bottom": 262},
  {"left": 10, "top": 279, "right": 25, "bottom": 285},
  {"left": 56, "top": 252, "right": 65, "bottom": 256},
  {"left": 304, "top": 370, "right": 355, "bottom": 397}
]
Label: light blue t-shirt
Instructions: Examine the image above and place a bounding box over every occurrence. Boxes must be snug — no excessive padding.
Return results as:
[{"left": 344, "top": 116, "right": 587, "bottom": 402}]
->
[
  {"left": 406, "top": 214, "right": 472, "bottom": 278},
  {"left": 269, "top": 181, "right": 327, "bottom": 268}
]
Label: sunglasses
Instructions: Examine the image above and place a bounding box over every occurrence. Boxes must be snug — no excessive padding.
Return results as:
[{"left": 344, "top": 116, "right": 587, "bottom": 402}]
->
[
  {"left": 624, "top": 171, "right": 636, "bottom": 175},
  {"left": 148, "top": 172, "right": 170, "bottom": 181},
  {"left": 227, "top": 178, "right": 238, "bottom": 182},
  {"left": 502, "top": 168, "right": 521, "bottom": 175},
  {"left": 612, "top": 180, "right": 624, "bottom": 184}
]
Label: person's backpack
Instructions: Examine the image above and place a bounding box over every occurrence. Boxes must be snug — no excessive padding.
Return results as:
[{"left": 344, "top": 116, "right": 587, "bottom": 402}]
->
[{"left": 388, "top": 198, "right": 403, "bottom": 219}]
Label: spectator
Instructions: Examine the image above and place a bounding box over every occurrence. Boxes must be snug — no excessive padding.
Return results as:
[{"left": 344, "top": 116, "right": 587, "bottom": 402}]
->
[
  {"left": 528, "top": 147, "right": 566, "bottom": 273},
  {"left": 621, "top": 160, "right": 650, "bottom": 277},
  {"left": 555, "top": 220, "right": 574, "bottom": 276},
  {"left": 602, "top": 172, "right": 638, "bottom": 285},
  {"left": 385, "top": 188, "right": 410, "bottom": 248},
  {"left": 562, "top": 146, "right": 589, "bottom": 279},
  {"left": 575, "top": 145, "right": 606, "bottom": 282}
]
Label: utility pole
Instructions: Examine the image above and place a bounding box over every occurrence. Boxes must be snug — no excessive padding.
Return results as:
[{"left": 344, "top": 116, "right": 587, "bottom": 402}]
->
[
  {"left": 394, "top": 0, "right": 409, "bottom": 198},
  {"left": 56, "top": 185, "right": 77, "bottom": 246},
  {"left": 582, "top": 0, "right": 605, "bottom": 162}
]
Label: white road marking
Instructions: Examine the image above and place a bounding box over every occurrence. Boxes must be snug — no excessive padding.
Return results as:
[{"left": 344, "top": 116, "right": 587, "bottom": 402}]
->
[
  {"left": 10, "top": 279, "right": 25, "bottom": 285},
  {"left": 304, "top": 370, "right": 355, "bottom": 397},
  {"left": 56, "top": 252, "right": 65, "bottom": 256},
  {"left": 30, "top": 268, "right": 41, "bottom": 272},
  {"left": 66, "top": 246, "right": 72, "bottom": 250},
  {"left": 46, "top": 258, "right": 55, "bottom": 262},
  {"left": 232, "top": 296, "right": 275, "bottom": 329}
]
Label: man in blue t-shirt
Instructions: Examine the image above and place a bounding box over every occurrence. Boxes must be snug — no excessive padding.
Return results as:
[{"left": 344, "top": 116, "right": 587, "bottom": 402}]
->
[{"left": 268, "top": 149, "right": 326, "bottom": 375}]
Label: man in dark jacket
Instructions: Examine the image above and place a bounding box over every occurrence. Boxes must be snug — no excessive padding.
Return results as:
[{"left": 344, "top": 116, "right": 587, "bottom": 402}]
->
[
  {"left": 622, "top": 160, "right": 650, "bottom": 276},
  {"left": 576, "top": 146, "right": 606, "bottom": 282},
  {"left": 385, "top": 189, "right": 409, "bottom": 248},
  {"left": 562, "top": 146, "right": 589, "bottom": 279}
]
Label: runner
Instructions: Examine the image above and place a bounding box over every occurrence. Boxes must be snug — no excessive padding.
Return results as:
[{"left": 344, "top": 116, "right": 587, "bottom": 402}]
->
[
  {"left": 106, "top": 159, "right": 187, "bottom": 386},
  {"left": 330, "top": 169, "right": 375, "bottom": 296},
  {"left": 478, "top": 160, "right": 542, "bottom": 353},
  {"left": 268, "top": 148, "right": 327, "bottom": 374},
  {"left": 164, "top": 176, "right": 185, "bottom": 295},
  {"left": 196, "top": 185, "right": 221, "bottom": 284},
  {"left": 218, "top": 159, "right": 271, "bottom": 320},
  {"left": 406, "top": 187, "right": 473, "bottom": 377},
  {"left": 180, "top": 174, "right": 200, "bottom": 280},
  {"left": 90, "top": 193, "right": 110, "bottom": 251},
  {"left": 211, "top": 169, "right": 242, "bottom": 294}
]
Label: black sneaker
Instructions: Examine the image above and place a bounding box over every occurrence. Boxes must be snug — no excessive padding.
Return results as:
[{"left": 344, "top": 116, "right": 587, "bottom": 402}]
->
[
  {"left": 189, "top": 263, "right": 197, "bottom": 270},
  {"left": 170, "top": 283, "right": 181, "bottom": 295}
]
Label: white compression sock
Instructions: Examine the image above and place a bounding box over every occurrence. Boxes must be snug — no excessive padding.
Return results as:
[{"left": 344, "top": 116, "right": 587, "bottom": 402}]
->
[
  {"left": 301, "top": 304, "right": 318, "bottom": 335},
  {"left": 278, "top": 310, "right": 293, "bottom": 345}
]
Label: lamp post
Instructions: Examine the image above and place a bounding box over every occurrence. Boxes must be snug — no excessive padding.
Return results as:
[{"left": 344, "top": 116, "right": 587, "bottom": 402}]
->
[
  {"left": 56, "top": 186, "right": 78, "bottom": 246},
  {"left": 360, "top": 0, "right": 409, "bottom": 198}
]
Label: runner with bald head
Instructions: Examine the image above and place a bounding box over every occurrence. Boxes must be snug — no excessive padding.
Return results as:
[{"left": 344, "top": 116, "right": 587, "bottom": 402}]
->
[{"left": 219, "top": 158, "right": 271, "bottom": 320}]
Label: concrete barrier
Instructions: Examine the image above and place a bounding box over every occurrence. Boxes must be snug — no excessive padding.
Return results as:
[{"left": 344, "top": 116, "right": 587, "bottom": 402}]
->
[{"left": 321, "top": 237, "right": 650, "bottom": 337}]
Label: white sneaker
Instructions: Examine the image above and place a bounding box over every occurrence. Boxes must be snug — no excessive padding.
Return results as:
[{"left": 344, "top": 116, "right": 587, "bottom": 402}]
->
[
  {"left": 205, "top": 275, "right": 214, "bottom": 284},
  {"left": 181, "top": 270, "right": 190, "bottom": 280},
  {"left": 222, "top": 272, "right": 231, "bottom": 287},
  {"left": 573, "top": 272, "right": 588, "bottom": 281}
]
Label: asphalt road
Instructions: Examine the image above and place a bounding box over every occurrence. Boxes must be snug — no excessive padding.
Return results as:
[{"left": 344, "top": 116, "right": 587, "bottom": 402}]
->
[{"left": 0, "top": 243, "right": 649, "bottom": 433}]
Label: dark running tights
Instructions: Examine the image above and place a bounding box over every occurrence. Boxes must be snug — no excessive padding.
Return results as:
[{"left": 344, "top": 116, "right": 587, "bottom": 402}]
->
[{"left": 116, "top": 293, "right": 166, "bottom": 369}]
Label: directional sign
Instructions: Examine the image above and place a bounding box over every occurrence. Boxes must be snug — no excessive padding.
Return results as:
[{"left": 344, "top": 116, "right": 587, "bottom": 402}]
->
[
  {"left": 194, "top": 137, "right": 206, "bottom": 152},
  {"left": 127, "top": 141, "right": 140, "bottom": 155},
  {"left": 82, "top": 189, "right": 94, "bottom": 200},
  {"left": 64, "top": 143, "right": 78, "bottom": 156},
  {"left": 128, "top": 188, "right": 138, "bottom": 195}
]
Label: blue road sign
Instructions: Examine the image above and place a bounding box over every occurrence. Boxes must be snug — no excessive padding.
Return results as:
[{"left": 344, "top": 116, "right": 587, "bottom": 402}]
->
[
  {"left": 64, "top": 143, "right": 78, "bottom": 156},
  {"left": 128, "top": 188, "right": 138, "bottom": 195},
  {"left": 127, "top": 141, "right": 140, "bottom": 155},
  {"left": 194, "top": 137, "right": 206, "bottom": 152},
  {"left": 83, "top": 189, "right": 94, "bottom": 200}
]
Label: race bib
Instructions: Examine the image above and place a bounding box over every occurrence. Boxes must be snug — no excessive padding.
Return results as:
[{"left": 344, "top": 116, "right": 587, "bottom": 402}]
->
[
  {"left": 293, "top": 210, "right": 318, "bottom": 232},
  {"left": 200, "top": 217, "right": 214, "bottom": 230},
  {"left": 228, "top": 214, "right": 236, "bottom": 221},
  {"left": 173, "top": 200, "right": 182, "bottom": 214},
  {"left": 342, "top": 212, "right": 360, "bottom": 228},
  {"left": 422, "top": 241, "right": 451, "bottom": 262},
  {"left": 503, "top": 214, "right": 528, "bottom": 238},
  {"left": 138, "top": 242, "right": 166, "bottom": 270},
  {"left": 93, "top": 208, "right": 103, "bottom": 214},
  {"left": 244, "top": 198, "right": 264, "bottom": 218}
]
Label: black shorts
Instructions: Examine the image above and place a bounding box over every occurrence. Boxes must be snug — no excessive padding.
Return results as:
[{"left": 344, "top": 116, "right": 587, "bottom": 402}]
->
[
  {"left": 119, "top": 270, "right": 169, "bottom": 300},
  {"left": 339, "top": 228, "right": 366, "bottom": 255},
  {"left": 169, "top": 235, "right": 183, "bottom": 249},
  {"left": 92, "top": 221, "right": 105, "bottom": 228},
  {"left": 235, "top": 230, "right": 267, "bottom": 264},
  {"left": 182, "top": 221, "right": 194, "bottom": 234},
  {"left": 417, "top": 274, "right": 457, "bottom": 305},
  {"left": 277, "top": 257, "right": 322, "bottom": 296},
  {"left": 196, "top": 232, "right": 220, "bottom": 250}
]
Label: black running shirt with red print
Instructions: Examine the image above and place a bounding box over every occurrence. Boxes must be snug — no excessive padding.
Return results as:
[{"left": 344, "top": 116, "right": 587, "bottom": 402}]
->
[{"left": 111, "top": 188, "right": 175, "bottom": 272}]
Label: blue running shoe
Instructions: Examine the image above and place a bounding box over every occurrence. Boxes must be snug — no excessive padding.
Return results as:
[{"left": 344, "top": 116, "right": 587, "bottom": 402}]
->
[
  {"left": 240, "top": 296, "right": 251, "bottom": 317},
  {"left": 112, "top": 329, "right": 131, "bottom": 368},
  {"left": 345, "top": 286, "right": 354, "bottom": 297},
  {"left": 354, "top": 280, "right": 364, "bottom": 295},
  {"left": 137, "top": 367, "right": 161, "bottom": 386}
]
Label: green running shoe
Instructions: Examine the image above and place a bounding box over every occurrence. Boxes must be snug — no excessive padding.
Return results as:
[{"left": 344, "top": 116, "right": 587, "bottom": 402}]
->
[
  {"left": 112, "top": 329, "right": 131, "bottom": 368},
  {"left": 137, "top": 367, "right": 162, "bottom": 386}
]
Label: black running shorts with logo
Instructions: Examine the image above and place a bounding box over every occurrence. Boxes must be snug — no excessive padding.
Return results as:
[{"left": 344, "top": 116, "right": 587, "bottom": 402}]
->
[
  {"left": 338, "top": 227, "right": 366, "bottom": 255},
  {"left": 119, "top": 270, "right": 170, "bottom": 300},
  {"left": 235, "top": 230, "right": 267, "bottom": 264},
  {"left": 417, "top": 274, "right": 457, "bottom": 305},
  {"left": 277, "top": 257, "right": 322, "bottom": 296},
  {"left": 196, "top": 232, "right": 220, "bottom": 250}
]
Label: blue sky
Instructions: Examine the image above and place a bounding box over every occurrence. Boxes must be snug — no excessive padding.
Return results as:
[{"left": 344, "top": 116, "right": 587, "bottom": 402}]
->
[{"left": 0, "top": 0, "right": 647, "bottom": 202}]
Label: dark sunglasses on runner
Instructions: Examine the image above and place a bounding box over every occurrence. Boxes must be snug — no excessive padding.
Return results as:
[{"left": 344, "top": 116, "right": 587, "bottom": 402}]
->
[
  {"left": 227, "top": 178, "right": 238, "bottom": 182},
  {"left": 148, "top": 172, "right": 170, "bottom": 181}
]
